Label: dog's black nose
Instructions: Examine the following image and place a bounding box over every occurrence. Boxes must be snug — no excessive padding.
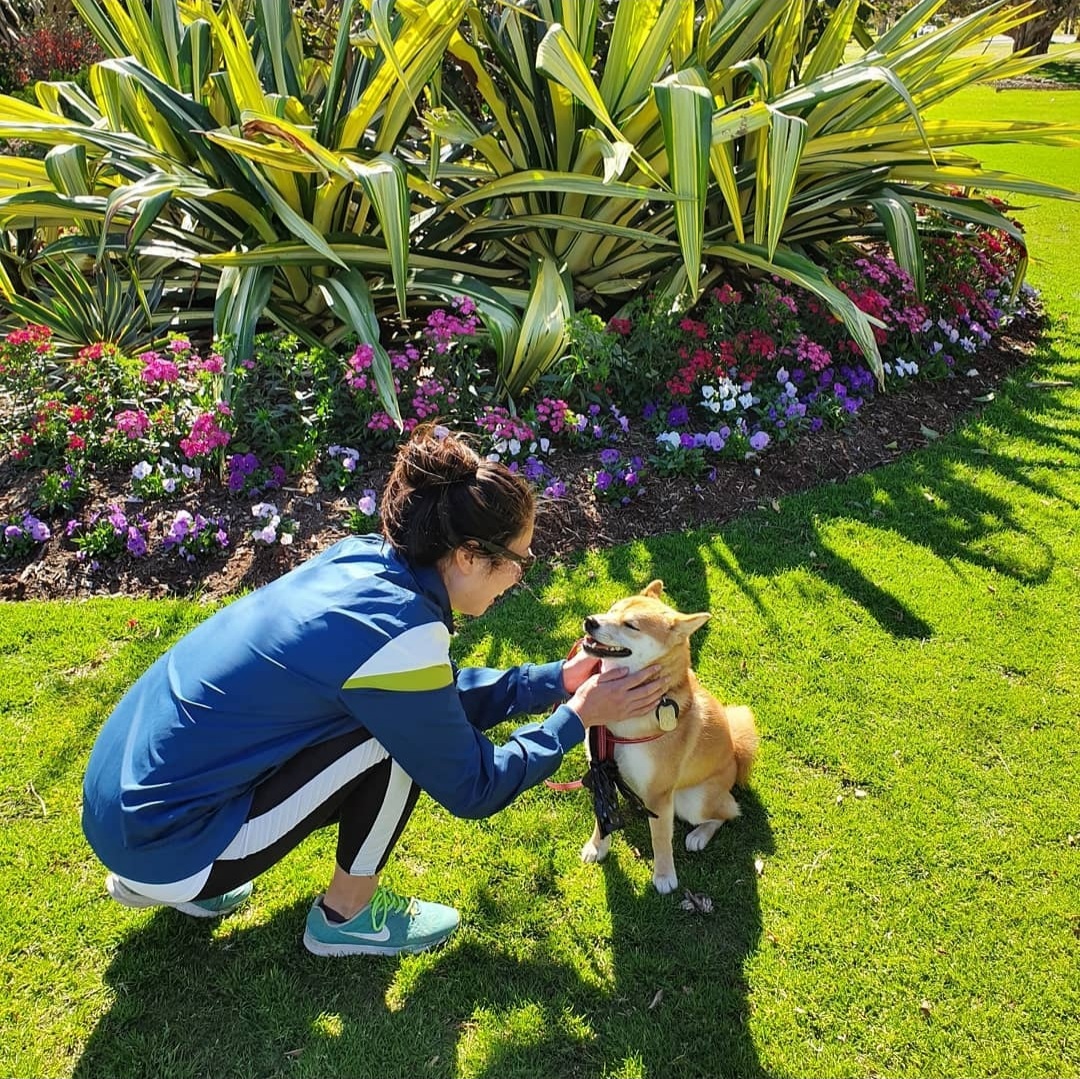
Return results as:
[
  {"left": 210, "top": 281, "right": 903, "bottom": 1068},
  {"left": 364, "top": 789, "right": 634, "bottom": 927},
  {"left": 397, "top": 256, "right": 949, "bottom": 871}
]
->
[{"left": 583, "top": 616, "right": 599, "bottom": 634}]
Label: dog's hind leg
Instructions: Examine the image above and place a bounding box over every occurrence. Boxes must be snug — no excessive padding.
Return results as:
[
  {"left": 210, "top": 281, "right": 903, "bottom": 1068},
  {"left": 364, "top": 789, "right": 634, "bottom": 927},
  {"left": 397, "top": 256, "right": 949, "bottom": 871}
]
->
[
  {"left": 648, "top": 795, "right": 679, "bottom": 893},
  {"left": 676, "top": 784, "right": 741, "bottom": 852},
  {"left": 581, "top": 820, "right": 611, "bottom": 864}
]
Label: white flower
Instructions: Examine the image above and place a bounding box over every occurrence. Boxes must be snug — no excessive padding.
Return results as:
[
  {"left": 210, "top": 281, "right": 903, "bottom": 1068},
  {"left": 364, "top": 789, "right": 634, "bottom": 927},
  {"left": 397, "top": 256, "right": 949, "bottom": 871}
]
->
[
  {"left": 738, "top": 392, "right": 755, "bottom": 410},
  {"left": 702, "top": 385, "right": 716, "bottom": 400},
  {"left": 131, "top": 461, "right": 152, "bottom": 480},
  {"left": 655, "top": 431, "right": 681, "bottom": 449},
  {"left": 722, "top": 398, "right": 736, "bottom": 412},
  {"left": 539, "top": 437, "right": 551, "bottom": 454},
  {"left": 508, "top": 438, "right": 521, "bottom": 457},
  {"left": 486, "top": 452, "right": 501, "bottom": 463},
  {"left": 776, "top": 367, "right": 790, "bottom": 384},
  {"left": 181, "top": 465, "right": 200, "bottom": 481},
  {"left": 280, "top": 531, "right": 294, "bottom": 546},
  {"left": 251, "top": 502, "right": 278, "bottom": 519},
  {"left": 162, "top": 478, "right": 177, "bottom": 493},
  {"left": 494, "top": 439, "right": 507, "bottom": 454},
  {"left": 707, "top": 400, "right": 721, "bottom": 414}
]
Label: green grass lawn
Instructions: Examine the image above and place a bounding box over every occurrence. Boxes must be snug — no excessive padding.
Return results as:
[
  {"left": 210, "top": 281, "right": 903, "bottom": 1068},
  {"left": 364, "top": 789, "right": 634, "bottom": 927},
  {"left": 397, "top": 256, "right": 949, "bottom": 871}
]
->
[{"left": 2, "top": 88, "right": 1079, "bottom": 1079}]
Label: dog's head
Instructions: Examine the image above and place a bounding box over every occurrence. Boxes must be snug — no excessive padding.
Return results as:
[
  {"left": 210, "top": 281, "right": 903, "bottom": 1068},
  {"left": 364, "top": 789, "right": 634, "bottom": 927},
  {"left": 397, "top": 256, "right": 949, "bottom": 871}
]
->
[{"left": 581, "top": 580, "right": 710, "bottom": 671}]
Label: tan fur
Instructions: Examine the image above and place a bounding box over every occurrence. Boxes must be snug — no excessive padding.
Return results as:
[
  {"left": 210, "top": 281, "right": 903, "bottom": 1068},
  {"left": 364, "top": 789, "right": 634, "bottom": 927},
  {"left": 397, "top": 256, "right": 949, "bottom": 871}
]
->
[{"left": 579, "top": 580, "right": 759, "bottom": 893}]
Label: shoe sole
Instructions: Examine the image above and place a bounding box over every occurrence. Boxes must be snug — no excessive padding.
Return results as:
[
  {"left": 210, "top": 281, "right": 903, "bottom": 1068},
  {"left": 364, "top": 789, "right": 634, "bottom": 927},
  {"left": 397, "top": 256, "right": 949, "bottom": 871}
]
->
[
  {"left": 301, "top": 929, "right": 453, "bottom": 957},
  {"left": 106, "top": 874, "right": 246, "bottom": 918},
  {"left": 106, "top": 873, "right": 160, "bottom": 909}
]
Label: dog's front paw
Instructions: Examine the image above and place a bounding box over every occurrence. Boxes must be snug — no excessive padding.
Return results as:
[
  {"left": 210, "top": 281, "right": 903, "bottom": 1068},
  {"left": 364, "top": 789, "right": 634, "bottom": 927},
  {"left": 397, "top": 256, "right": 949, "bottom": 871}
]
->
[
  {"left": 652, "top": 869, "right": 679, "bottom": 894},
  {"left": 581, "top": 835, "right": 611, "bottom": 864}
]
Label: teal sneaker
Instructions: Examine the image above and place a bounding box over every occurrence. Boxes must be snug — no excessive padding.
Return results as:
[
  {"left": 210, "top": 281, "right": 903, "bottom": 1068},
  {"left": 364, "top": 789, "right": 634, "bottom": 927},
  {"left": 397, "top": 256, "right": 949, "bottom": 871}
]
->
[
  {"left": 106, "top": 873, "right": 252, "bottom": 918},
  {"left": 303, "top": 885, "right": 460, "bottom": 957}
]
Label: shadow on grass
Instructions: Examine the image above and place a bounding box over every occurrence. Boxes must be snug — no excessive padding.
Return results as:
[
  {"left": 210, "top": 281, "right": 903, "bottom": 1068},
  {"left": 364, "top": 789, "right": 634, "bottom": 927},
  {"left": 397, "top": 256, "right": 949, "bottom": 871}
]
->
[
  {"left": 72, "top": 791, "right": 774, "bottom": 1079},
  {"left": 515, "top": 354, "right": 1078, "bottom": 648}
]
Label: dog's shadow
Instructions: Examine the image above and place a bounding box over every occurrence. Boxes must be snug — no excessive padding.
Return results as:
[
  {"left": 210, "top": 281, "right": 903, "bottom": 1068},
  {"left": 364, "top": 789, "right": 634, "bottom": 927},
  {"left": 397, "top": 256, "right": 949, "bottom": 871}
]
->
[{"left": 73, "top": 790, "right": 773, "bottom": 1079}]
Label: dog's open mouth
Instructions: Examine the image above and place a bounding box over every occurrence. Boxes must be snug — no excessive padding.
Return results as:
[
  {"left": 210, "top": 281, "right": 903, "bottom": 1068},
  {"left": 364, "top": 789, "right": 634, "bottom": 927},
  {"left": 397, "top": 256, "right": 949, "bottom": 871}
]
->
[{"left": 582, "top": 636, "right": 632, "bottom": 658}]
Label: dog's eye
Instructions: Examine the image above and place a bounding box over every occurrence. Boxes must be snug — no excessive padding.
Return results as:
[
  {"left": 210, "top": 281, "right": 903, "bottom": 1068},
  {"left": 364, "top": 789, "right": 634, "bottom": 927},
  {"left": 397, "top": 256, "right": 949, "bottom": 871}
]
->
[{"left": 624, "top": 622, "right": 639, "bottom": 632}]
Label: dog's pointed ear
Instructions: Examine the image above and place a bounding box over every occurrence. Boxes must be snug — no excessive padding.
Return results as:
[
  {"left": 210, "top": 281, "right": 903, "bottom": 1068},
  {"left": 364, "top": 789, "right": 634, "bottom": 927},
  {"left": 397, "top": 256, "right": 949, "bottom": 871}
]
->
[
  {"left": 677, "top": 611, "right": 711, "bottom": 636},
  {"left": 641, "top": 579, "right": 664, "bottom": 598}
]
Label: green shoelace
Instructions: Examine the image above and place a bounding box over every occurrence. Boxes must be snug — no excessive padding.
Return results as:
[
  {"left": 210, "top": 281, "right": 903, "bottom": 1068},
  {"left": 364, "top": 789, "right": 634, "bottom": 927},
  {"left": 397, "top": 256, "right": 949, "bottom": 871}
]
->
[{"left": 368, "top": 885, "right": 418, "bottom": 931}]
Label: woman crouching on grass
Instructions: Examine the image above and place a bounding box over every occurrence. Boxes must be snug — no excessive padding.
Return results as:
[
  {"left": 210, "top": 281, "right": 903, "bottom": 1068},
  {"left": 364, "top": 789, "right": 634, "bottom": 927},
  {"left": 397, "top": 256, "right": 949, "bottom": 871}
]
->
[{"left": 82, "top": 425, "right": 666, "bottom": 957}]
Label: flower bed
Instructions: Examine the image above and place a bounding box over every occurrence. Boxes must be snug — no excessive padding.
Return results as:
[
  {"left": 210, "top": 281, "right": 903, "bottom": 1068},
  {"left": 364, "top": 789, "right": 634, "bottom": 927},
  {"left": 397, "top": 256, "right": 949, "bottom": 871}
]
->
[{"left": 0, "top": 218, "right": 1038, "bottom": 601}]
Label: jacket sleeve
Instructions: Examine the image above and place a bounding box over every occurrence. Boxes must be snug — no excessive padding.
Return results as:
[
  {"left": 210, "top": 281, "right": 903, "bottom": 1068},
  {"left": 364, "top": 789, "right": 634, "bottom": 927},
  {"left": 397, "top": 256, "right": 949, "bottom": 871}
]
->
[
  {"left": 340, "top": 684, "right": 585, "bottom": 819},
  {"left": 335, "top": 619, "right": 584, "bottom": 818},
  {"left": 455, "top": 661, "right": 568, "bottom": 731}
]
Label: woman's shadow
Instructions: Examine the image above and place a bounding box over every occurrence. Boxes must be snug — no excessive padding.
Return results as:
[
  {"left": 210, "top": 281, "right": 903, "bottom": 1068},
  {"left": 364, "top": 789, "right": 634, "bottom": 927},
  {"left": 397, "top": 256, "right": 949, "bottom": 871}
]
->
[{"left": 73, "top": 790, "right": 774, "bottom": 1078}]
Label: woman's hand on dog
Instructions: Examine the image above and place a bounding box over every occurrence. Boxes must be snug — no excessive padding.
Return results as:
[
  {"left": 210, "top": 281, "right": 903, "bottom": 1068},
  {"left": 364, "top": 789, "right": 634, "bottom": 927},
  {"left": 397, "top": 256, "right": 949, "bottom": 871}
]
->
[
  {"left": 568, "top": 665, "right": 666, "bottom": 727},
  {"left": 561, "top": 647, "right": 602, "bottom": 694}
]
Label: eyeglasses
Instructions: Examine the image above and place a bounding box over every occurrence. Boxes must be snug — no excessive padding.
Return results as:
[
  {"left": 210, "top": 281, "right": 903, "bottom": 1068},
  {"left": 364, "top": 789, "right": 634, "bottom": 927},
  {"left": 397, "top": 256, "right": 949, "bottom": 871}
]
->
[{"left": 467, "top": 537, "right": 536, "bottom": 576}]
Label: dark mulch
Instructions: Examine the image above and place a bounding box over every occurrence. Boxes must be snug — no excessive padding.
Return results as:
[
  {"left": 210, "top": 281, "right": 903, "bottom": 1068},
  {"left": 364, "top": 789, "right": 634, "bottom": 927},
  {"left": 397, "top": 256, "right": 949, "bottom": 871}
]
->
[{"left": 0, "top": 315, "right": 1047, "bottom": 604}]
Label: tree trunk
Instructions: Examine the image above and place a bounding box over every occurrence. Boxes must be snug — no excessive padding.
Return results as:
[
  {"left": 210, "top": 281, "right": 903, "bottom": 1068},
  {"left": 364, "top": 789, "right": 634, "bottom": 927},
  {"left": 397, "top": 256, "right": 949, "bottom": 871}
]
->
[{"left": 1007, "top": 0, "right": 1078, "bottom": 53}]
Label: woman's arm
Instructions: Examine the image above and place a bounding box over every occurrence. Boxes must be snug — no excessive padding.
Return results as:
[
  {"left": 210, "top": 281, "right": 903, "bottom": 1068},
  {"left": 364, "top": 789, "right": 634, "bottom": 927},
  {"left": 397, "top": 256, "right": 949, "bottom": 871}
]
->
[{"left": 454, "top": 661, "right": 568, "bottom": 731}]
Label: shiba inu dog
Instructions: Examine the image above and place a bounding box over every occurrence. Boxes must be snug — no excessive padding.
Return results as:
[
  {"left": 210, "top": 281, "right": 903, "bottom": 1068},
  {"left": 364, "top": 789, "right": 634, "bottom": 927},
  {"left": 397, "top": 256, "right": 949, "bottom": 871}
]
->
[{"left": 579, "top": 580, "right": 758, "bottom": 894}]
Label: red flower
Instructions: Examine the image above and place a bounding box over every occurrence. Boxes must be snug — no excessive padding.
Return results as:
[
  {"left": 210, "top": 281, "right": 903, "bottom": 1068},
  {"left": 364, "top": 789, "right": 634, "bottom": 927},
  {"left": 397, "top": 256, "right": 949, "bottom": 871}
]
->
[{"left": 67, "top": 434, "right": 86, "bottom": 451}]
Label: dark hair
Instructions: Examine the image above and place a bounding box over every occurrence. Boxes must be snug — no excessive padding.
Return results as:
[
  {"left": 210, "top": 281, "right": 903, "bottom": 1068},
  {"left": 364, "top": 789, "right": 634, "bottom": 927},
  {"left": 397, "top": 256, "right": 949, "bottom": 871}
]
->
[{"left": 381, "top": 424, "right": 536, "bottom": 566}]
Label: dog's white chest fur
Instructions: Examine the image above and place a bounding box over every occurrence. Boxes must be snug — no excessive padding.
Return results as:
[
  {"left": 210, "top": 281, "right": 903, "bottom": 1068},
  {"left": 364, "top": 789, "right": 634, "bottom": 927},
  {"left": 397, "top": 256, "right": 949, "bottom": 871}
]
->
[{"left": 612, "top": 736, "right": 657, "bottom": 796}]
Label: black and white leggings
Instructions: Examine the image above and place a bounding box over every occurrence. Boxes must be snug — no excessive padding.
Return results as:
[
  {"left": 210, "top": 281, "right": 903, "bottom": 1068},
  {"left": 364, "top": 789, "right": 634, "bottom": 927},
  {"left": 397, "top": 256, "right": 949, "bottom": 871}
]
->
[{"left": 112, "top": 727, "right": 420, "bottom": 904}]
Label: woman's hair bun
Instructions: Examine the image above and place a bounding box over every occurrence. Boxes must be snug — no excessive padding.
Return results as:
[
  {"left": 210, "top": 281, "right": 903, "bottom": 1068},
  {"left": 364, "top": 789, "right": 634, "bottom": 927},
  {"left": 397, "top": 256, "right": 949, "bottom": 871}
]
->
[
  {"left": 381, "top": 423, "right": 535, "bottom": 567},
  {"left": 395, "top": 423, "right": 479, "bottom": 489}
]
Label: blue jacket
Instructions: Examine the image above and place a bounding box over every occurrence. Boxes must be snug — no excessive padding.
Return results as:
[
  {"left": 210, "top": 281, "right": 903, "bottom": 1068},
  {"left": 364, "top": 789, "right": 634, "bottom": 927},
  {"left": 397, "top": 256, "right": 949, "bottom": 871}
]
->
[{"left": 82, "top": 534, "right": 584, "bottom": 884}]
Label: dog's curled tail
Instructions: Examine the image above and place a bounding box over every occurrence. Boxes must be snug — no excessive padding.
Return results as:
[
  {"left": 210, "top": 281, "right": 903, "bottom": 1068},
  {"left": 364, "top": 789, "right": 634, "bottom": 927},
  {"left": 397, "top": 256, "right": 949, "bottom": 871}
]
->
[{"left": 728, "top": 706, "right": 759, "bottom": 787}]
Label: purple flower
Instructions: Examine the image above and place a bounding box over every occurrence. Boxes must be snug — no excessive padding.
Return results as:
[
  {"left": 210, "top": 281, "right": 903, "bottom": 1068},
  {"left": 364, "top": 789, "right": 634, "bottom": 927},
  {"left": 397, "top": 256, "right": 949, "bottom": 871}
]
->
[
  {"left": 624, "top": 471, "right": 638, "bottom": 487},
  {"left": 357, "top": 491, "right": 378, "bottom": 517},
  {"left": 642, "top": 402, "right": 657, "bottom": 420},
  {"left": 25, "top": 516, "right": 50, "bottom": 542},
  {"left": 705, "top": 431, "right": 725, "bottom": 451},
  {"left": 523, "top": 457, "right": 546, "bottom": 483},
  {"left": 544, "top": 480, "right": 567, "bottom": 499},
  {"left": 679, "top": 433, "right": 696, "bottom": 449},
  {"left": 4, "top": 524, "right": 22, "bottom": 540},
  {"left": 595, "top": 471, "right": 613, "bottom": 492},
  {"left": 598, "top": 448, "right": 620, "bottom": 467},
  {"left": 667, "top": 405, "right": 690, "bottom": 427},
  {"left": 749, "top": 432, "right": 771, "bottom": 452},
  {"left": 126, "top": 529, "right": 147, "bottom": 557}
]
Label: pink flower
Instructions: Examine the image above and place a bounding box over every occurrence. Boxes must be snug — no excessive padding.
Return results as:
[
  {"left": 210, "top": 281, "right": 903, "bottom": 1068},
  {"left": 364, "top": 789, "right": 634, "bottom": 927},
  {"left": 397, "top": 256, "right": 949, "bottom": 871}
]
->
[
  {"left": 607, "top": 317, "right": 632, "bottom": 336},
  {"left": 140, "top": 353, "right": 180, "bottom": 383},
  {"left": 179, "top": 412, "right": 232, "bottom": 459},
  {"left": 115, "top": 409, "right": 150, "bottom": 439}
]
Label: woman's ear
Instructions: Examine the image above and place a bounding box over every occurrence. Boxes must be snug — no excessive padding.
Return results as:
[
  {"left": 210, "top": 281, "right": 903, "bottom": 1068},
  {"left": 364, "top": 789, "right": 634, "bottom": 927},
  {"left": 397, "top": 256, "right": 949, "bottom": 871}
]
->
[{"left": 452, "top": 544, "right": 478, "bottom": 575}]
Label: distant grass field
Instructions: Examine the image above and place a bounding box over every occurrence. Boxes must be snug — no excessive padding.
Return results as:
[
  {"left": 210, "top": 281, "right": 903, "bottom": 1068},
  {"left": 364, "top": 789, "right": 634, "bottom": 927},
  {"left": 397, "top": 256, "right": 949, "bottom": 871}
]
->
[{"left": 1, "top": 89, "right": 1078, "bottom": 1079}]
